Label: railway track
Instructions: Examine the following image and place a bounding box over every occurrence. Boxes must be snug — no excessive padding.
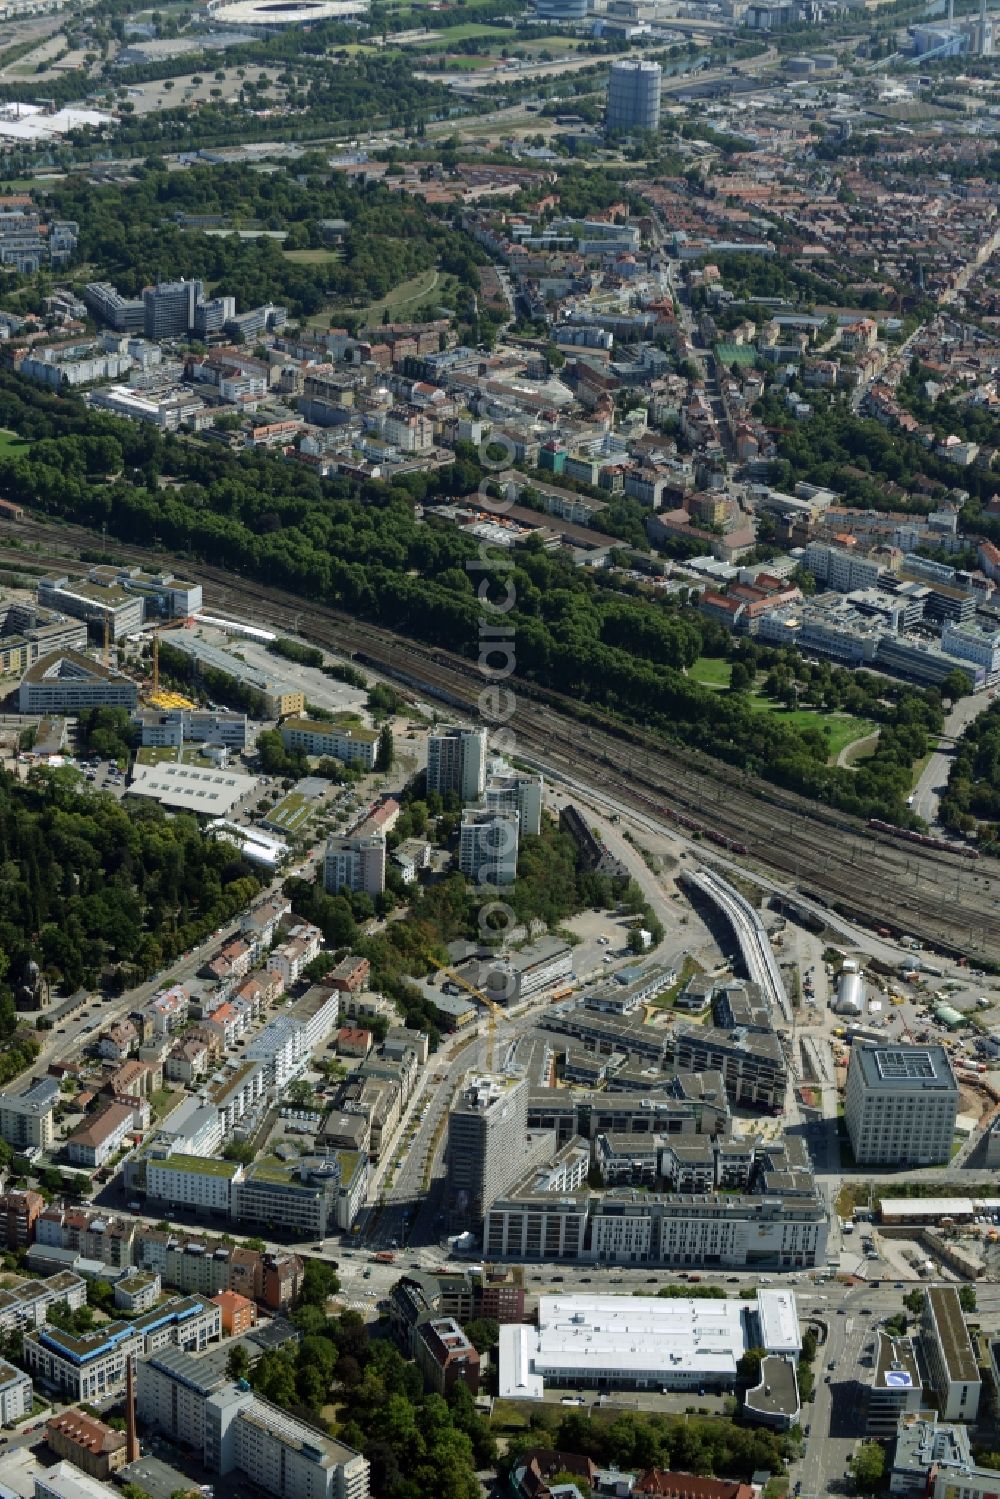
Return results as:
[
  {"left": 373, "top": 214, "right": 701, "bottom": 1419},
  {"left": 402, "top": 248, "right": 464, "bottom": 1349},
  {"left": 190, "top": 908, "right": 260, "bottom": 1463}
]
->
[{"left": 7, "top": 513, "right": 998, "bottom": 961}]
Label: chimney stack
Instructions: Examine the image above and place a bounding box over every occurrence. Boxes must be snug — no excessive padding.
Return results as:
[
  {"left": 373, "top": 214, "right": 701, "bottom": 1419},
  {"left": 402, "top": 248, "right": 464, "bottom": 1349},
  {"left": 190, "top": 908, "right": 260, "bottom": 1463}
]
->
[{"left": 125, "top": 1354, "right": 140, "bottom": 1465}]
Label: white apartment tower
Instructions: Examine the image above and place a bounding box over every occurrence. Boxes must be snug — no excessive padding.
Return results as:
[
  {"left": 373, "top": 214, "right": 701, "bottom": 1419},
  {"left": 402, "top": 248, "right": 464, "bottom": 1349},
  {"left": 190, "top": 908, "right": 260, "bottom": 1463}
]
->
[
  {"left": 427, "top": 726, "right": 487, "bottom": 803},
  {"left": 459, "top": 809, "right": 519, "bottom": 886},
  {"left": 485, "top": 767, "right": 543, "bottom": 838},
  {"left": 324, "top": 833, "right": 386, "bottom": 899}
]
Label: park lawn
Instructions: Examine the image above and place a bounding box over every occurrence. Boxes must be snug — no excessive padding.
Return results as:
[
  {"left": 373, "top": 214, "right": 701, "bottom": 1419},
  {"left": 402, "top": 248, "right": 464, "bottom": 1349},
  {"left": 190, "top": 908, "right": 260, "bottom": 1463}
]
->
[
  {"left": 282, "top": 248, "right": 343, "bottom": 265},
  {"left": 306, "top": 267, "right": 449, "bottom": 332},
  {"left": 688, "top": 658, "right": 875, "bottom": 761},
  {"left": 0, "top": 429, "right": 30, "bottom": 459},
  {"left": 418, "top": 53, "right": 499, "bottom": 69},
  {"left": 412, "top": 21, "right": 513, "bottom": 41},
  {"left": 688, "top": 656, "right": 732, "bottom": 689},
  {"left": 750, "top": 702, "right": 876, "bottom": 762}
]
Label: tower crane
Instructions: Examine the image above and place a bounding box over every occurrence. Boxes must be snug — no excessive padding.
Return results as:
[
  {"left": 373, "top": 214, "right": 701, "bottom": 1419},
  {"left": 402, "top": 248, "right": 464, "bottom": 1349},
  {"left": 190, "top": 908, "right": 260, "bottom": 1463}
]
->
[{"left": 421, "top": 947, "right": 507, "bottom": 1072}]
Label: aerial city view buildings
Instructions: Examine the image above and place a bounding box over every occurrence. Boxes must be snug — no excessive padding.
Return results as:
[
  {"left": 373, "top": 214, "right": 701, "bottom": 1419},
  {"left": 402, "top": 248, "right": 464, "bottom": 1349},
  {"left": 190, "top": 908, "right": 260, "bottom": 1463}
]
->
[{"left": 2, "top": 0, "right": 1000, "bottom": 1496}]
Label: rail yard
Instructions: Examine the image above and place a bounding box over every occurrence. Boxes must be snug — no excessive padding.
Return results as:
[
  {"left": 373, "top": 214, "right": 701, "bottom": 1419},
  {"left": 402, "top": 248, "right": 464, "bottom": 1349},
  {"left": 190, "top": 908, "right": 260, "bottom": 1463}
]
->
[{"left": 5, "top": 510, "right": 996, "bottom": 966}]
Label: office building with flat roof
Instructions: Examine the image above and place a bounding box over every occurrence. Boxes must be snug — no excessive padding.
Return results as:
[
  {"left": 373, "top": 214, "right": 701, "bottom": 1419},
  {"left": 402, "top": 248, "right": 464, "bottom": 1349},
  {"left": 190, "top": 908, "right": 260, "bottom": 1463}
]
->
[
  {"left": 19, "top": 651, "right": 139, "bottom": 715},
  {"left": 499, "top": 1289, "right": 799, "bottom": 1399},
  {"left": 447, "top": 1074, "right": 541, "bottom": 1230},
  {"left": 845, "top": 1045, "right": 959, "bottom": 1165},
  {"left": 37, "top": 575, "right": 144, "bottom": 641},
  {"left": 922, "top": 1285, "right": 981, "bottom": 1422},
  {"left": 143, "top": 278, "right": 203, "bottom": 340},
  {"left": 867, "top": 1331, "right": 922, "bottom": 1435}
]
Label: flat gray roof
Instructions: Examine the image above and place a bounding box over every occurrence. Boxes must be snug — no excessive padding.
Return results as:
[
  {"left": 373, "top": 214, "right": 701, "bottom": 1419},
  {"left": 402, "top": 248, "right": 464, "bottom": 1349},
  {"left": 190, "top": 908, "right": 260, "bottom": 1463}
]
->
[{"left": 854, "top": 1043, "right": 958, "bottom": 1093}]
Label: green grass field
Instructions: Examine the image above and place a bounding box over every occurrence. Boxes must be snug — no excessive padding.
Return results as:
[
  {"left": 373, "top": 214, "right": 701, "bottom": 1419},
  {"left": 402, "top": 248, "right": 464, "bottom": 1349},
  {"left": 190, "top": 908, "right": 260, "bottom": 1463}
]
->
[
  {"left": 715, "top": 342, "right": 758, "bottom": 367},
  {"left": 0, "top": 430, "right": 30, "bottom": 459},
  {"left": 308, "top": 266, "right": 451, "bottom": 332},
  {"left": 412, "top": 21, "right": 512, "bottom": 41},
  {"left": 282, "top": 248, "right": 343, "bottom": 265},
  {"left": 688, "top": 657, "right": 875, "bottom": 763}
]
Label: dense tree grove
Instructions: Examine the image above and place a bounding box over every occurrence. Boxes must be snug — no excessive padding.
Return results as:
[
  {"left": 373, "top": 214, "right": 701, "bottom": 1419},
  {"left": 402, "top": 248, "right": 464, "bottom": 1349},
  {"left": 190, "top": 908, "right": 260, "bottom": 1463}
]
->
[
  {"left": 247, "top": 1304, "right": 494, "bottom": 1499},
  {"left": 509, "top": 1407, "right": 792, "bottom": 1480},
  {"left": 0, "top": 766, "right": 260, "bottom": 992},
  {"left": 28, "top": 161, "right": 485, "bottom": 321},
  {"left": 939, "top": 699, "right": 1000, "bottom": 841},
  {"left": 769, "top": 403, "right": 1000, "bottom": 512}
]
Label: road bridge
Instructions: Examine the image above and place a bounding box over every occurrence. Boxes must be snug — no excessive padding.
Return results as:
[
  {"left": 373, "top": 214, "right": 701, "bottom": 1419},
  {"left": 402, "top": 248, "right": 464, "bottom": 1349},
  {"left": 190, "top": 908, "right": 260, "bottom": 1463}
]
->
[{"left": 688, "top": 866, "right": 791, "bottom": 1023}]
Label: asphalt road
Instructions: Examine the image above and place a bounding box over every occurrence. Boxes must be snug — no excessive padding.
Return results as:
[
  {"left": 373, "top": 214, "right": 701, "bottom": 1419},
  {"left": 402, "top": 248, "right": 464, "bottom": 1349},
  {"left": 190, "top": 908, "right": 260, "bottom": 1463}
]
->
[{"left": 912, "top": 690, "right": 993, "bottom": 827}]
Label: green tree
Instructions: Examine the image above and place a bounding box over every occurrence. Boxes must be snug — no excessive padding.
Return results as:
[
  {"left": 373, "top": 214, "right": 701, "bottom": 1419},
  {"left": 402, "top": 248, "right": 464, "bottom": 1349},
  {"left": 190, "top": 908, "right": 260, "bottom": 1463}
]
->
[
  {"left": 378, "top": 723, "right": 395, "bottom": 770},
  {"left": 737, "top": 1347, "right": 765, "bottom": 1382},
  {"left": 851, "top": 1442, "right": 885, "bottom": 1491},
  {"left": 300, "top": 1258, "right": 340, "bottom": 1306},
  {"left": 461, "top": 1318, "right": 499, "bottom": 1354},
  {"left": 226, "top": 1344, "right": 251, "bottom": 1382},
  {"left": 959, "top": 1285, "right": 977, "bottom": 1313}
]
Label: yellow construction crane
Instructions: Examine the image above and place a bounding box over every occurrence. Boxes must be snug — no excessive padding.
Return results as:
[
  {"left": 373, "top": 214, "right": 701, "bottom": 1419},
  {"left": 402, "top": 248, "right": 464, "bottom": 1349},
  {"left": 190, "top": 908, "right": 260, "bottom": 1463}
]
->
[{"left": 423, "top": 948, "right": 506, "bottom": 1071}]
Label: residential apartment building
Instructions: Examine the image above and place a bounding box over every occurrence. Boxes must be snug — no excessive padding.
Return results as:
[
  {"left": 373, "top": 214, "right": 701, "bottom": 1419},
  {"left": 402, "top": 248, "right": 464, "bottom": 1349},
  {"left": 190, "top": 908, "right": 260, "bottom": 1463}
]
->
[
  {"left": 922, "top": 1286, "right": 981, "bottom": 1422},
  {"left": 459, "top": 808, "right": 519, "bottom": 886},
  {"left": 672, "top": 1026, "right": 787, "bottom": 1111},
  {"left": 426, "top": 726, "right": 487, "bottom": 802},
  {"left": 24, "top": 1296, "right": 220, "bottom": 1401},
  {"left": 845, "top": 1045, "right": 959, "bottom": 1166},
  {"left": 67, "top": 1101, "right": 141, "bottom": 1169},
  {"left": 45, "top": 1410, "right": 128, "bottom": 1479},
  {"left": 280, "top": 717, "right": 379, "bottom": 770},
  {"left": 412, "top": 1317, "right": 481, "bottom": 1397},
  {"left": 0, "top": 1361, "right": 31, "bottom": 1426},
  {"left": 246, "top": 1016, "right": 309, "bottom": 1090},
  {"left": 324, "top": 833, "right": 386, "bottom": 899},
  {"left": 804, "top": 542, "right": 882, "bottom": 593},
  {"left": 0, "top": 1077, "right": 59, "bottom": 1151},
  {"left": 0, "top": 1189, "right": 45, "bottom": 1248},
  {"left": 213, "top": 1290, "right": 256, "bottom": 1337},
  {"left": 146, "top": 1155, "right": 243, "bottom": 1215},
  {"left": 139, "top": 1350, "right": 370, "bottom": 1499},
  {"left": 484, "top": 768, "right": 544, "bottom": 837},
  {"left": 0, "top": 1272, "right": 87, "bottom": 1336},
  {"left": 286, "top": 984, "right": 340, "bottom": 1053}
]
